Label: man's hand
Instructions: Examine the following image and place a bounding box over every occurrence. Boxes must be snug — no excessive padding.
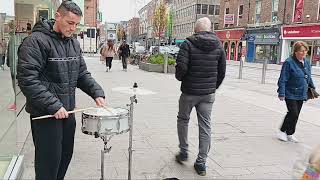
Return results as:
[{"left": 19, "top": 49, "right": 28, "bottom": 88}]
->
[
  {"left": 54, "top": 107, "right": 69, "bottom": 119},
  {"left": 279, "top": 96, "right": 285, "bottom": 101},
  {"left": 95, "top": 97, "right": 105, "bottom": 107}
]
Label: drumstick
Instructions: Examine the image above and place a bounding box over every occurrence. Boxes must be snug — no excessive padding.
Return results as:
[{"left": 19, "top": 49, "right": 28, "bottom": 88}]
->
[
  {"left": 32, "top": 107, "right": 95, "bottom": 120},
  {"left": 102, "top": 105, "right": 117, "bottom": 115}
]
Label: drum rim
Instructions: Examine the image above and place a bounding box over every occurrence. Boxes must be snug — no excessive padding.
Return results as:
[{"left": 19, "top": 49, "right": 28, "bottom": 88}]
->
[{"left": 83, "top": 107, "right": 129, "bottom": 118}]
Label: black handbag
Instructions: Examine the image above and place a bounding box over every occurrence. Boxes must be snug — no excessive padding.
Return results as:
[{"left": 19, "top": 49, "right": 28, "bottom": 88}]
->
[
  {"left": 295, "top": 59, "right": 319, "bottom": 100},
  {"left": 308, "top": 87, "right": 319, "bottom": 100}
]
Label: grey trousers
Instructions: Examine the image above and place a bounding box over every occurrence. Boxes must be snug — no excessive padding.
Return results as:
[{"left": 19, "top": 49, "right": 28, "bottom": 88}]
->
[{"left": 177, "top": 93, "right": 215, "bottom": 164}]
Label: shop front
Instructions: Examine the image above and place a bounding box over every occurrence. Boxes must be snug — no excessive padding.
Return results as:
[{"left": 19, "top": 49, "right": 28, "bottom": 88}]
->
[
  {"left": 245, "top": 28, "right": 280, "bottom": 64},
  {"left": 281, "top": 24, "right": 320, "bottom": 66},
  {"left": 216, "top": 28, "right": 245, "bottom": 61}
]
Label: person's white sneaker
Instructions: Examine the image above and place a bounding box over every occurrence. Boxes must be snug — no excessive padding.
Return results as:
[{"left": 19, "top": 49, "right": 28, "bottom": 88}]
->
[
  {"left": 106, "top": 67, "right": 109, "bottom": 72},
  {"left": 277, "top": 131, "right": 288, "bottom": 142},
  {"left": 287, "top": 135, "right": 299, "bottom": 143}
]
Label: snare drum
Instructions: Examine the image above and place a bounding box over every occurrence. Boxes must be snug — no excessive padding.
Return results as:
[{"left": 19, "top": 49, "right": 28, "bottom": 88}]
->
[{"left": 81, "top": 107, "right": 129, "bottom": 137}]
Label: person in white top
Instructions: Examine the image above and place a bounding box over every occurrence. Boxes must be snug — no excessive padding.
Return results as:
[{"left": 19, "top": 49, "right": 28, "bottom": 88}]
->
[{"left": 101, "top": 40, "right": 117, "bottom": 72}]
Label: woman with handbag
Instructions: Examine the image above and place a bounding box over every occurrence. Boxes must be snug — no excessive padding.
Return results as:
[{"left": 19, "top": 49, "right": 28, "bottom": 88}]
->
[
  {"left": 101, "top": 40, "right": 117, "bottom": 72},
  {"left": 277, "top": 41, "right": 317, "bottom": 143}
]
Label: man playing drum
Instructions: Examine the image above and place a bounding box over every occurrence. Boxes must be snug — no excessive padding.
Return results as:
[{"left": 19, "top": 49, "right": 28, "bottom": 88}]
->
[{"left": 17, "top": 1, "right": 105, "bottom": 180}]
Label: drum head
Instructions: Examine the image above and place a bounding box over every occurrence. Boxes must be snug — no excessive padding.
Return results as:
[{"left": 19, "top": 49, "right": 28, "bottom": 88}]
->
[{"left": 83, "top": 107, "right": 128, "bottom": 117}]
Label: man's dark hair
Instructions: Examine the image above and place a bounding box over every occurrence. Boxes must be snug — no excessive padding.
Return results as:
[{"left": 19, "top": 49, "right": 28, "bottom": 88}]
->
[{"left": 57, "top": 0, "right": 83, "bottom": 17}]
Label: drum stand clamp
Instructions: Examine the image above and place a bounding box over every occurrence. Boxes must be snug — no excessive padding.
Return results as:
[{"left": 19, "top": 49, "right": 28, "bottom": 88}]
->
[{"left": 100, "top": 136, "right": 112, "bottom": 180}]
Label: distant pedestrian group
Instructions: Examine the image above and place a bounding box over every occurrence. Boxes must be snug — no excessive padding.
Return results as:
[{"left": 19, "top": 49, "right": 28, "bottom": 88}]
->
[{"left": 100, "top": 40, "right": 130, "bottom": 72}]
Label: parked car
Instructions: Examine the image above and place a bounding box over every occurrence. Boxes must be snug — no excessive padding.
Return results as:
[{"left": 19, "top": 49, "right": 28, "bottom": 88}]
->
[{"left": 149, "top": 46, "right": 171, "bottom": 54}]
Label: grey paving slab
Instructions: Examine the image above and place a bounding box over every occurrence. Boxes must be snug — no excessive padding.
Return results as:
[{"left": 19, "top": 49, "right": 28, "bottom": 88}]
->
[{"left": 18, "top": 56, "right": 320, "bottom": 180}]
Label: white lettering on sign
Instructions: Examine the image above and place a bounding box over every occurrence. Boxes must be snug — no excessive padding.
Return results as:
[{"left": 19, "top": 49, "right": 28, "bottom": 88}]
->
[
  {"left": 263, "top": 34, "right": 276, "bottom": 39},
  {"left": 287, "top": 30, "right": 300, "bottom": 34},
  {"left": 312, "top": 30, "right": 320, "bottom": 33}
]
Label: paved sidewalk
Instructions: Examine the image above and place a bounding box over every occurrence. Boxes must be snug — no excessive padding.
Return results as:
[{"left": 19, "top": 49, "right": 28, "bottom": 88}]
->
[{"left": 21, "top": 57, "right": 320, "bottom": 179}]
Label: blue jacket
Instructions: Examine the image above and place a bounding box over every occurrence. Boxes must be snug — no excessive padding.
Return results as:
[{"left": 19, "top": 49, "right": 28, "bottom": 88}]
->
[{"left": 277, "top": 56, "right": 315, "bottom": 100}]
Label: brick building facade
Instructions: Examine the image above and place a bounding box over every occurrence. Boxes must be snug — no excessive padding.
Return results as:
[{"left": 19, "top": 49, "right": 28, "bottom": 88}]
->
[{"left": 84, "top": 0, "right": 98, "bottom": 27}]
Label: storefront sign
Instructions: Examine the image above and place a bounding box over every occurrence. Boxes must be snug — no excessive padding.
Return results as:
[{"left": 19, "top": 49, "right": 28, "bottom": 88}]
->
[
  {"left": 282, "top": 25, "right": 320, "bottom": 39},
  {"left": 224, "top": 14, "right": 234, "bottom": 25},
  {"left": 247, "top": 35, "right": 255, "bottom": 42},
  {"left": 253, "top": 32, "right": 279, "bottom": 44},
  {"left": 216, "top": 29, "right": 245, "bottom": 40}
]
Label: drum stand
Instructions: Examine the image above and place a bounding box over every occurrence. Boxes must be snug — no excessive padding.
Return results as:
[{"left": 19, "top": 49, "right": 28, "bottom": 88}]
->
[
  {"left": 127, "top": 92, "right": 137, "bottom": 180},
  {"left": 99, "top": 83, "right": 138, "bottom": 180}
]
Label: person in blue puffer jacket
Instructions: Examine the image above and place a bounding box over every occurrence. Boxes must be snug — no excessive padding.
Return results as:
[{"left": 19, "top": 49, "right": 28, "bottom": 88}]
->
[{"left": 277, "top": 41, "right": 316, "bottom": 143}]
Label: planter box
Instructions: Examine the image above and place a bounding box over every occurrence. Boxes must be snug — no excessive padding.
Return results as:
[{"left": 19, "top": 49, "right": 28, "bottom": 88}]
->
[
  {"left": 168, "top": 65, "right": 176, "bottom": 74},
  {"left": 139, "top": 62, "right": 176, "bottom": 74}
]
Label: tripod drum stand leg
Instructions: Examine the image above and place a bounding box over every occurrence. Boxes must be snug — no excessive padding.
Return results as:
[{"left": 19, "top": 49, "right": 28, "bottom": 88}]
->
[{"left": 101, "top": 149, "right": 104, "bottom": 180}]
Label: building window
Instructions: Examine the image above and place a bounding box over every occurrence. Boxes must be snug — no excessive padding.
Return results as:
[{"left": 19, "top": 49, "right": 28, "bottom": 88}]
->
[
  {"left": 293, "top": 0, "right": 304, "bottom": 23},
  {"left": 202, "top": 4, "right": 208, "bottom": 14},
  {"left": 238, "top": 5, "right": 244, "bottom": 19},
  {"left": 255, "top": 0, "right": 262, "bottom": 23},
  {"left": 196, "top": 4, "right": 201, "bottom": 14},
  {"left": 215, "top": 5, "right": 220, "bottom": 15},
  {"left": 225, "top": 7, "right": 229, "bottom": 14},
  {"left": 214, "top": 23, "right": 219, "bottom": 30},
  {"left": 209, "top": 5, "right": 214, "bottom": 15},
  {"left": 318, "top": 0, "right": 320, "bottom": 20},
  {"left": 272, "top": 0, "right": 279, "bottom": 22}
]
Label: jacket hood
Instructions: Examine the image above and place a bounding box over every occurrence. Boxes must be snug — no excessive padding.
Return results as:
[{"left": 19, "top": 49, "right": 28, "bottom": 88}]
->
[
  {"left": 32, "top": 18, "right": 69, "bottom": 40},
  {"left": 186, "top": 31, "right": 221, "bottom": 51}
]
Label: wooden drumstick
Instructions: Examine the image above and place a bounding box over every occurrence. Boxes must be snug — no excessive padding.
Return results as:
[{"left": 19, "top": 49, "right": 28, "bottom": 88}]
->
[
  {"left": 32, "top": 107, "right": 95, "bottom": 120},
  {"left": 102, "top": 105, "right": 117, "bottom": 115}
]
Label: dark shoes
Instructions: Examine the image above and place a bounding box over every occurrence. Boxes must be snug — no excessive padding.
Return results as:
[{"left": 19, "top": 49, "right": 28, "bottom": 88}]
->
[
  {"left": 194, "top": 162, "right": 206, "bottom": 176},
  {"left": 175, "top": 152, "right": 188, "bottom": 164},
  {"left": 175, "top": 152, "right": 206, "bottom": 176}
]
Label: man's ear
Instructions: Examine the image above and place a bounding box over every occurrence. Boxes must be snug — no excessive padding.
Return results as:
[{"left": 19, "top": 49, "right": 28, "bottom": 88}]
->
[{"left": 55, "top": 12, "right": 61, "bottom": 20}]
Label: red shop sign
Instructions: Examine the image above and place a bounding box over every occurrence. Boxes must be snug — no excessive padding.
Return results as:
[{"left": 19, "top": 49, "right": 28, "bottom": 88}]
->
[
  {"left": 282, "top": 25, "right": 320, "bottom": 39},
  {"left": 216, "top": 29, "right": 245, "bottom": 40}
]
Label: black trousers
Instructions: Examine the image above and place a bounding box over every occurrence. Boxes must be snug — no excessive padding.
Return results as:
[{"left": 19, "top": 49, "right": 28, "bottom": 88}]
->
[
  {"left": 105, "top": 57, "right": 113, "bottom": 69},
  {"left": 121, "top": 55, "right": 128, "bottom": 69},
  {"left": 280, "top": 99, "right": 303, "bottom": 135},
  {"left": 30, "top": 115, "right": 76, "bottom": 180},
  {"left": 0, "top": 54, "right": 5, "bottom": 66}
]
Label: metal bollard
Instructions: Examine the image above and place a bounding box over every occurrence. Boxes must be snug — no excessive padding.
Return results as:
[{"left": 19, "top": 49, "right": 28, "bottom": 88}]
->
[
  {"left": 164, "top": 53, "right": 168, "bottom": 73},
  {"left": 238, "top": 57, "right": 244, "bottom": 79},
  {"left": 261, "top": 59, "right": 268, "bottom": 84}
]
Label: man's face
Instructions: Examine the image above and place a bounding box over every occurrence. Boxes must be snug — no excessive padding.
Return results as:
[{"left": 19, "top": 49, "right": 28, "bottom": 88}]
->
[{"left": 55, "top": 11, "right": 81, "bottom": 37}]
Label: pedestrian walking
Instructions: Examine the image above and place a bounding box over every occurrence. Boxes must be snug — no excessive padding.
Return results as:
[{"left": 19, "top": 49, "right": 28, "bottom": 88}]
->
[
  {"left": 6, "top": 23, "right": 18, "bottom": 111},
  {"left": 101, "top": 40, "right": 117, "bottom": 72},
  {"left": 17, "top": 1, "right": 105, "bottom": 180},
  {"left": 0, "top": 39, "right": 7, "bottom": 70},
  {"left": 118, "top": 40, "right": 130, "bottom": 71},
  {"left": 174, "top": 17, "right": 226, "bottom": 176},
  {"left": 277, "top": 41, "right": 316, "bottom": 143}
]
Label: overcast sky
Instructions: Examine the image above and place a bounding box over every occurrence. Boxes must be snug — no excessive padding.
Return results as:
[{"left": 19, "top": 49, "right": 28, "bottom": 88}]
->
[
  {"left": 0, "top": 0, "right": 15, "bottom": 16},
  {"left": 100, "top": 0, "right": 152, "bottom": 23}
]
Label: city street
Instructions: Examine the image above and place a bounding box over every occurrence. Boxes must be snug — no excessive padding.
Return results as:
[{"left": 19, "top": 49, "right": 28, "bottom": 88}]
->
[{"left": 19, "top": 56, "right": 320, "bottom": 179}]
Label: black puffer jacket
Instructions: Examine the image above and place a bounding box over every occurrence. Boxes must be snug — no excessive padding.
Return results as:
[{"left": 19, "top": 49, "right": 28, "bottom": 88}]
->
[
  {"left": 175, "top": 31, "right": 226, "bottom": 95},
  {"left": 17, "top": 19, "right": 105, "bottom": 117}
]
